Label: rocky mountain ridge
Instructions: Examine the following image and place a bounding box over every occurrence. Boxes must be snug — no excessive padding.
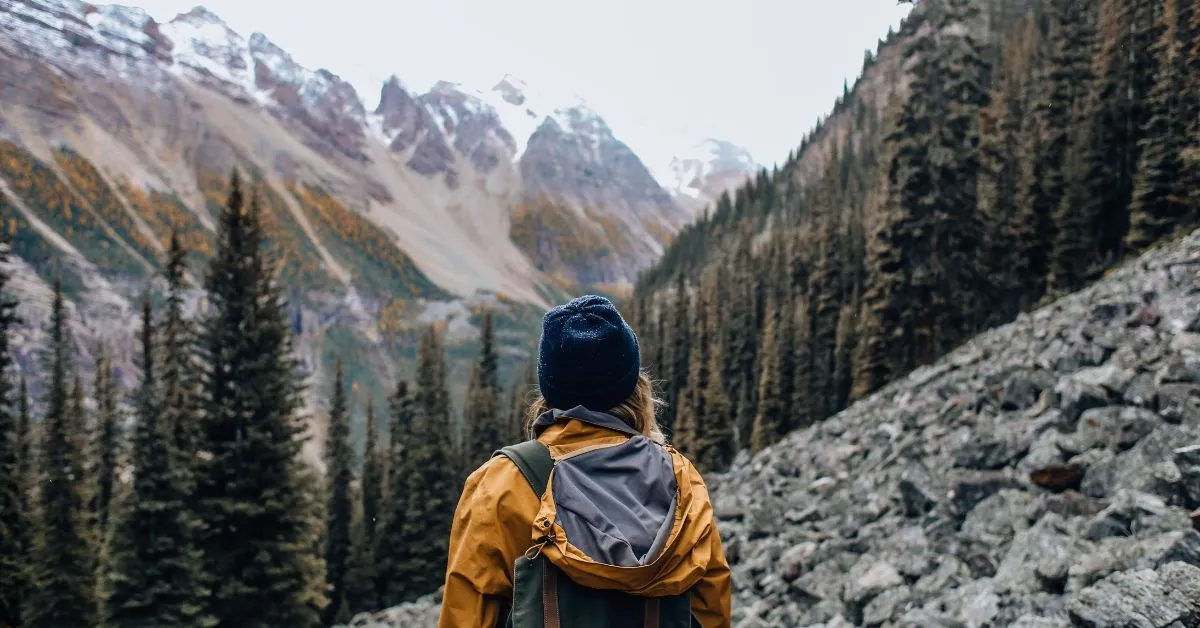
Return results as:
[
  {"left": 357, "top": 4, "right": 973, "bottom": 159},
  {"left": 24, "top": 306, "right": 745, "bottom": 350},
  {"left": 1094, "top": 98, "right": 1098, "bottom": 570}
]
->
[
  {"left": 2, "top": 0, "right": 753, "bottom": 287},
  {"left": 339, "top": 229, "right": 1200, "bottom": 626},
  {"left": 0, "top": 0, "right": 755, "bottom": 422}
]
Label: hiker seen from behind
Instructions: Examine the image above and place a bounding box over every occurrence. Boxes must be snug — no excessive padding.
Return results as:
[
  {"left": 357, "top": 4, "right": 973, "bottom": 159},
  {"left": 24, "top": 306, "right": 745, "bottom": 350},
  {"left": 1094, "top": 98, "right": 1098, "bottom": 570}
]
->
[{"left": 439, "top": 294, "right": 732, "bottom": 627}]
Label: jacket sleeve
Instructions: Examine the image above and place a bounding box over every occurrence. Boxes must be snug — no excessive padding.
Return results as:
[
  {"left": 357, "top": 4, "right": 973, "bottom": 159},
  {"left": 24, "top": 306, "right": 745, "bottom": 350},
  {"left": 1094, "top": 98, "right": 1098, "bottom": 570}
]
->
[
  {"left": 685, "top": 461, "right": 733, "bottom": 628},
  {"left": 688, "top": 523, "right": 733, "bottom": 628},
  {"left": 438, "top": 457, "right": 535, "bottom": 628}
]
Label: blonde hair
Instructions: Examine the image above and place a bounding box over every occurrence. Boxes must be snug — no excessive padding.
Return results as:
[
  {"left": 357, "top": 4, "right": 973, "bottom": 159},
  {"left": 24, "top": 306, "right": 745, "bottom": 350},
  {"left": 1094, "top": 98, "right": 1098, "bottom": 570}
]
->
[{"left": 525, "top": 371, "right": 667, "bottom": 445}]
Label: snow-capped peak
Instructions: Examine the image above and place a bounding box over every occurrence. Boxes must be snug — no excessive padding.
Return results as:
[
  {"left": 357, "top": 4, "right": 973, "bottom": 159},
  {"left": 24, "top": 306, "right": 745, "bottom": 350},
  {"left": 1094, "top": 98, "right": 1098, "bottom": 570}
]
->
[
  {"left": 423, "top": 73, "right": 607, "bottom": 161},
  {"left": 657, "top": 138, "right": 759, "bottom": 207},
  {"left": 159, "top": 5, "right": 254, "bottom": 92}
]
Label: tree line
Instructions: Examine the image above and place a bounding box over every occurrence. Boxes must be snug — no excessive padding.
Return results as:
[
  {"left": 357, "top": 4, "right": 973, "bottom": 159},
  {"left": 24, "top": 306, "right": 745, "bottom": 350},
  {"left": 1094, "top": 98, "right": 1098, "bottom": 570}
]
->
[
  {"left": 632, "top": 0, "right": 1200, "bottom": 472},
  {"left": 0, "top": 171, "right": 531, "bottom": 627}
]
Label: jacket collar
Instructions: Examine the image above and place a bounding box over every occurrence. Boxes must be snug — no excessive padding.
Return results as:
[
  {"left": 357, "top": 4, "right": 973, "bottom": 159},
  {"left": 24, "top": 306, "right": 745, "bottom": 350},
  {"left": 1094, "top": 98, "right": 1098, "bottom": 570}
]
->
[{"left": 533, "top": 405, "right": 639, "bottom": 437}]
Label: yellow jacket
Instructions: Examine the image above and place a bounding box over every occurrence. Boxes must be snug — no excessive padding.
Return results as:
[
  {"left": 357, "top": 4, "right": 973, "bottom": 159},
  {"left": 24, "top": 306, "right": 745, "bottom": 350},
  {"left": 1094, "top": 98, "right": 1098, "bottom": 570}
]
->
[{"left": 438, "top": 413, "right": 732, "bottom": 627}]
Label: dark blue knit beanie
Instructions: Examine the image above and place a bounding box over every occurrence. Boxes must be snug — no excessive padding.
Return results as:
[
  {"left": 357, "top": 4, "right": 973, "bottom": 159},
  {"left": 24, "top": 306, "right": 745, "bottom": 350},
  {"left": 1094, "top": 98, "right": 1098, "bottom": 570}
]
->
[{"left": 537, "top": 295, "right": 640, "bottom": 412}]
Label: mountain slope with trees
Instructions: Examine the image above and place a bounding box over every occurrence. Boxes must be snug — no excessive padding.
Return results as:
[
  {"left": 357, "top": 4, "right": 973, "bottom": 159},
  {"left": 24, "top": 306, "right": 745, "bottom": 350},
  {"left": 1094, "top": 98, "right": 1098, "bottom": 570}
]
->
[{"left": 632, "top": 0, "right": 1200, "bottom": 473}]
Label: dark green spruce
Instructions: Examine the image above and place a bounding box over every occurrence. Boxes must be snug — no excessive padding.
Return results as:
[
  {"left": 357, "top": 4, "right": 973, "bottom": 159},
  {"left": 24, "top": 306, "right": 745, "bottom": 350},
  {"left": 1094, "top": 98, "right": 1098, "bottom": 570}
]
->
[
  {"left": 105, "top": 299, "right": 211, "bottom": 628},
  {"left": 193, "top": 171, "right": 325, "bottom": 626},
  {"left": 374, "top": 379, "right": 414, "bottom": 604},
  {"left": 27, "top": 279, "right": 99, "bottom": 628},
  {"left": 323, "top": 359, "right": 354, "bottom": 625}
]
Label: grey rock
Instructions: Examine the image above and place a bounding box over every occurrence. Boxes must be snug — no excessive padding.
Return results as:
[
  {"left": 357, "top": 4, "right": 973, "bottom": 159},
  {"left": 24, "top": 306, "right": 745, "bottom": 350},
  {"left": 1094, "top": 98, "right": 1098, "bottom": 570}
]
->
[
  {"left": 862, "top": 585, "right": 911, "bottom": 626},
  {"left": 950, "top": 471, "right": 1024, "bottom": 521},
  {"left": 1082, "top": 425, "right": 1200, "bottom": 500},
  {"left": 1159, "top": 384, "right": 1200, "bottom": 426},
  {"left": 1009, "top": 614, "right": 1071, "bottom": 628},
  {"left": 779, "top": 541, "right": 818, "bottom": 582},
  {"left": 1085, "top": 490, "right": 1172, "bottom": 540},
  {"left": 899, "top": 476, "right": 940, "bottom": 518},
  {"left": 1072, "top": 406, "right": 1164, "bottom": 452},
  {"left": 1177, "top": 444, "right": 1200, "bottom": 509},
  {"left": 1124, "top": 371, "right": 1160, "bottom": 408},
  {"left": 1001, "top": 369, "right": 1055, "bottom": 411},
  {"left": 1066, "top": 562, "right": 1200, "bottom": 628},
  {"left": 1075, "top": 364, "right": 1137, "bottom": 397},
  {"left": 1156, "top": 530, "right": 1200, "bottom": 568},
  {"left": 1055, "top": 374, "right": 1114, "bottom": 423},
  {"left": 843, "top": 559, "right": 904, "bottom": 606}
]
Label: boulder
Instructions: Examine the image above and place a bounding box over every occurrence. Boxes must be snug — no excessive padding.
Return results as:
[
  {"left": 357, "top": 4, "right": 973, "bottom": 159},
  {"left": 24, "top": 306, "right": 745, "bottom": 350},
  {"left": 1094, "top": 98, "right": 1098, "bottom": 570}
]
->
[{"left": 1066, "top": 562, "right": 1200, "bottom": 628}]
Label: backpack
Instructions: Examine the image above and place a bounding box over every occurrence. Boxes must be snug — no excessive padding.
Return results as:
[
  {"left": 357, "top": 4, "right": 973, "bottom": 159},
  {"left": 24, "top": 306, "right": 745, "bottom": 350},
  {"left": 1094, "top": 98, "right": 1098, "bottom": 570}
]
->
[{"left": 493, "top": 439, "right": 698, "bottom": 628}]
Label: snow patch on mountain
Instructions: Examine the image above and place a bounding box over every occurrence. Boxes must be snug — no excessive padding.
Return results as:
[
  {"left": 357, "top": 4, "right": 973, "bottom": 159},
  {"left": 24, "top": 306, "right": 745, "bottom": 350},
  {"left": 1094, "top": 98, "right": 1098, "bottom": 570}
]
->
[
  {"left": 432, "top": 74, "right": 607, "bottom": 162},
  {"left": 656, "top": 138, "right": 760, "bottom": 210},
  {"left": 157, "top": 7, "right": 253, "bottom": 88}
]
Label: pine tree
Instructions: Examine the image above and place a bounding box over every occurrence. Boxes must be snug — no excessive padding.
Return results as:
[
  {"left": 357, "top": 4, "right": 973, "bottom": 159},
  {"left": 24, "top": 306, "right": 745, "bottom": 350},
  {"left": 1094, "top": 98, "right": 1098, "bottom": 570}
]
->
[
  {"left": 462, "top": 311, "right": 503, "bottom": 472},
  {"left": 663, "top": 272, "right": 690, "bottom": 439},
  {"left": 790, "top": 296, "right": 816, "bottom": 426},
  {"left": 1083, "top": 0, "right": 1161, "bottom": 263},
  {"left": 342, "top": 487, "right": 377, "bottom": 618},
  {"left": 194, "top": 173, "right": 325, "bottom": 626},
  {"left": 725, "top": 231, "right": 758, "bottom": 448},
  {"left": 1016, "top": 0, "right": 1095, "bottom": 301},
  {"left": 808, "top": 160, "right": 845, "bottom": 422},
  {"left": 397, "top": 327, "right": 460, "bottom": 598},
  {"left": 161, "top": 232, "right": 200, "bottom": 493},
  {"left": 27, "top": 279, "right": 99, "bottom": 628},
  {"left": 0, "top": 242, "right": 25, "bottom": 627},
  {"left": 832, "top": 302, "right": 857, "bottom": 410},
  {"left": 692, "top": 268, "right": 734, "bottom": 472},
  {"left": 1050, "top": 111, "right": 1101, "bottom": 294},
  {"left": 749, "top": 297, "right": 782, "bottom": 454},
  {"left": 852, "top": 98, "right": 913, "bottom": 403},
  {"left": 91, "top": 346, "right": 121, "bottom": 546},
  {"left": 374, "top": 379, "right": 414, "bottom": 604},
  {"left": 323, "top": 360, "right": 354, "bottom": 624},
  {"left": 1181, "top": 0, "right": 1200, "bottom": 229},
  {"left": 1127, "top": 0, "right": 1194, "bottom": 253},
  {"left": 979, "top": 15, "right": 1038, "bottom": 325},
  {"left": 854, "top": 0, "right": 990, "bottom": 393},
  {"left": 933, "top": 0, "right": 991, "bottom": 343},
  {"left": 774, "top": 241, "right": 798, "bottom": 426},
  {"left": 106, "top": 299, "right": 211, "bottom": 628},
  {"left": 673, "top": 271, "right": 708, "bottom": 458},
  {"left": 360, "top": 397, "right": 383, "bottom": 545}
]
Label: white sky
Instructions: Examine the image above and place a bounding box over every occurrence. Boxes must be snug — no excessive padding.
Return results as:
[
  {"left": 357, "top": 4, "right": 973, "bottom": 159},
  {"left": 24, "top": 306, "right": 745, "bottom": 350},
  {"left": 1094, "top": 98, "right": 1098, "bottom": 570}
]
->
[{"left": 134, "top": 0, "right": 912, "bottom": 172}]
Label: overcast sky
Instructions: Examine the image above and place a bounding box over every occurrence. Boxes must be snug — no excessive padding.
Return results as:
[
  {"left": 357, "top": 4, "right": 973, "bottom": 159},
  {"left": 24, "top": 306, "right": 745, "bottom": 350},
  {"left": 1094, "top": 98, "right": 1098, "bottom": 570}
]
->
[{"left": 134, "top": 0, "right": 912, "bottom": 172}]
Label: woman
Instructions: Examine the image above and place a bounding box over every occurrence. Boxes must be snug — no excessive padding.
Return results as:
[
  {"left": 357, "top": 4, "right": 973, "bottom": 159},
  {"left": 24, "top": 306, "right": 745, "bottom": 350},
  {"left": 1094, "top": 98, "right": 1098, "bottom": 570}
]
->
[{"left": 439, "top": 295, "right": 732, "bottom": 627}]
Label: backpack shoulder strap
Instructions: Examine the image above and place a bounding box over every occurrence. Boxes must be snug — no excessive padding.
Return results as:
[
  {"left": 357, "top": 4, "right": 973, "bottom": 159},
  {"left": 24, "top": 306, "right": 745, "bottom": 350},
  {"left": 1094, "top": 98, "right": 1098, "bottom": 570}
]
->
[{"left": 493, "top": 439, "right": 554, "bottom": 497}]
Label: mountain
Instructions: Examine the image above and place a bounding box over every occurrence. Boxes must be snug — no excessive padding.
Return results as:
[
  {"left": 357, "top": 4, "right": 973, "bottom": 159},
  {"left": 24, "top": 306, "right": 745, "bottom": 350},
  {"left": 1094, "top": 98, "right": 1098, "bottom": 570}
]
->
[
  {"left": 340, "top": 227, "right": 1200, "bottom": 627},
  {"left": 659, "top": 138, "right": 760, "bottom": 216},
  {"left": 0, "top": 0, "right": 715, "bottom": 426}
]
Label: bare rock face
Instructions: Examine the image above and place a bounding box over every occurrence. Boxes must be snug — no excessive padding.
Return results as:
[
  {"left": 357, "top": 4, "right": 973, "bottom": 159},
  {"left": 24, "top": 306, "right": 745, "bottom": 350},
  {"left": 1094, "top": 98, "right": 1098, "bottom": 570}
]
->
[
  {"left": 344, "top": 232, "right": 1200, "bottom": 626},
  {"left": 516, "top": 110, "right": 689, "bottom": 285},
  {"left": 418, "top": 81, "right": 515, "bottom": 174}
]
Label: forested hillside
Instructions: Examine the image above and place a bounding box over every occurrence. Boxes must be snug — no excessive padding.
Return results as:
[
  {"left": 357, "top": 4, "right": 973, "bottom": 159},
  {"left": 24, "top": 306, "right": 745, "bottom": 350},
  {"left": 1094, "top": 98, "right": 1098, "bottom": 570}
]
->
[
  {"left": 0, "top": 171, "right": 533, "bottom": 626},
  {"left": 632, "top": 0, "right": 1200, "bottom": 471}
]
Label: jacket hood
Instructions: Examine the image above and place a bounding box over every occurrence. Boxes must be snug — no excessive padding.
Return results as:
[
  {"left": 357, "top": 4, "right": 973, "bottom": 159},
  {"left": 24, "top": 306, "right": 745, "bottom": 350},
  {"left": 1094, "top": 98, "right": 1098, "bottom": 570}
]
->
[{"left": 530, "top": 408, "right": 723, "bottom": 597}]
